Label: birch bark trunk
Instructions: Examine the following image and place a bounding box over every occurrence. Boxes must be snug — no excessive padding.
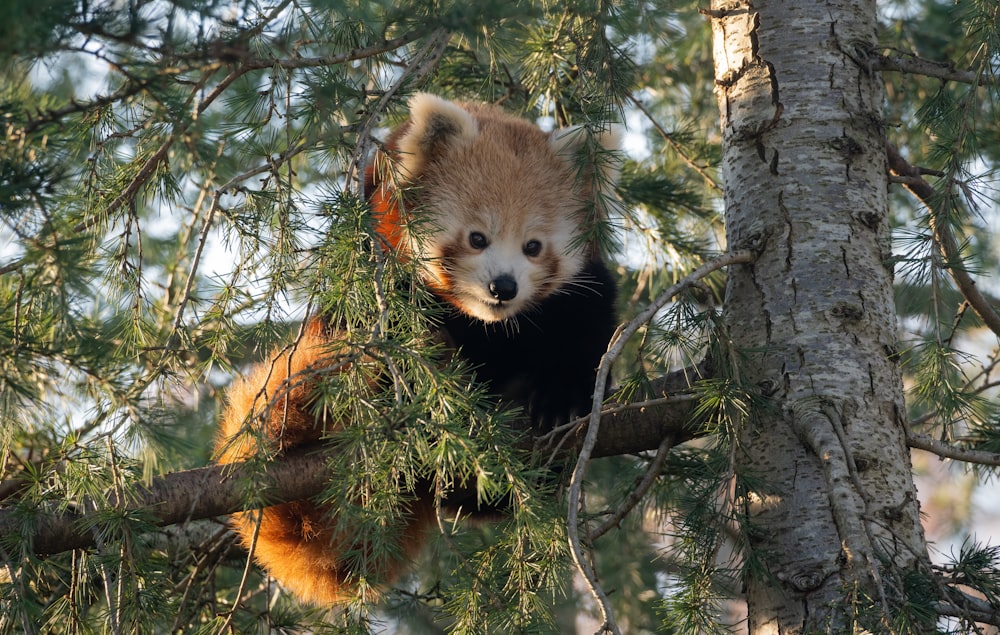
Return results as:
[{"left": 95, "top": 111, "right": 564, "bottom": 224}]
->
[{"left": 709, "top": 1, "right": 931, "bottom": 632}]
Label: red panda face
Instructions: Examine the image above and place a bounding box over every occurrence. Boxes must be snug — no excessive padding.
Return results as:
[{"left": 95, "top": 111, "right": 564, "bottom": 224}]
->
[
  {"left": 370, "top": 94, "right": 620, "bottom": 323},
  {"left": 415, "top": 191, "right": 585, "bottom": 323}
]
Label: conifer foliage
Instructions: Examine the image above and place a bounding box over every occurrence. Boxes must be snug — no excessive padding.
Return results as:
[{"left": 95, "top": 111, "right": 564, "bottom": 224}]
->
[{"left": 0, "top": 0, "right": 999, "bottom": 633}]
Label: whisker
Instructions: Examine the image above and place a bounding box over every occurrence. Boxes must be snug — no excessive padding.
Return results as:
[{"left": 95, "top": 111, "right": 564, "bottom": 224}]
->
[
  {"left": 504, "top": 316, "right": 521, "bottom": 337},
  {"left": 545, "top": 273, "right": 602, "bottom": 298},
  {"left": 509, "top": 311, "right": 540, "bottom": 334}
]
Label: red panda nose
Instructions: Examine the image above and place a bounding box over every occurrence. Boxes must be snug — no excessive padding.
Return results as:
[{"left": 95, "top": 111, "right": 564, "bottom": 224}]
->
[{"left": 489, "top": 275, "right": 518, "bottom": 302}]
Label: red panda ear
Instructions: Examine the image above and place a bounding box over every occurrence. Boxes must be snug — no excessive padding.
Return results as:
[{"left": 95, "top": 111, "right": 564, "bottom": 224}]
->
[{"left": 396, "top": 93, "right": 479, "bottom": 182}]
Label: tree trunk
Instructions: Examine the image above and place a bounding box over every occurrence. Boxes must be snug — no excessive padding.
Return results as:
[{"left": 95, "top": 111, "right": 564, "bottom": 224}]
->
[{"left": 709, "top": 1, "right": 931, "bottom": 632}]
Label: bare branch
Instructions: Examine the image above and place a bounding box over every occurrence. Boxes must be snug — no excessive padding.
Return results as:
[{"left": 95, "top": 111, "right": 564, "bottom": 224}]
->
[
  {"left": 871, "top": 51, "right": 996, "bottom": 86},
  {"left": 789, "top": 397, "right": 890, "bottom": 616},
  {"left": 907, "top": 434, "right": 1000, "bottom": 467},
  {"left": 935, "top": 592, "right": 1000, "bottom": 629}
]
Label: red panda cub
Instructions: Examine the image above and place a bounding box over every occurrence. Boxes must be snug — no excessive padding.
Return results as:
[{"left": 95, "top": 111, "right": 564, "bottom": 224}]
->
[{"left": 215, "top": 93, "right": 620, "bottom": 605}]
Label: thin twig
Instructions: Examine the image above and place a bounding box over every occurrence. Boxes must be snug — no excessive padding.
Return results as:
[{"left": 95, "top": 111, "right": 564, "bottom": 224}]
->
[
  {"left": 344, "top": 28, "right": 452, "bottom": 193},
  {"left": 627, "top": 93, "right": 722, "bottom": 192},
  {"left": 886, "top": 142, "right": 1000, "bottom": 337},
  {"left": 566, "top": 249, "right": 753, "bottom": 635},
  {"left": 215, "top": 509, "right": 264, "bottom": 634},
  {"left": 588, "top": 432, "right": 674, "bottom": 541}
]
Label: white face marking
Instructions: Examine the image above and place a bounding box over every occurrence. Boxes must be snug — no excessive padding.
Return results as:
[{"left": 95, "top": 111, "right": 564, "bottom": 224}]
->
[
  {"left": 453, "top": 239, "right": 538, "bottom": 321},
  {"left": 413, "top": 210, "right": 586, "bottom": 323}
]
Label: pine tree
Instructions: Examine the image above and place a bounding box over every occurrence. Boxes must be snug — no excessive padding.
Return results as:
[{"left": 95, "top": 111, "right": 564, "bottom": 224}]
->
[
  {"left": 711, "top": 0, "right": 928, "bottom": 631},
  {"left": 0, "top": 0, "right": 998, "bottom": 633}
]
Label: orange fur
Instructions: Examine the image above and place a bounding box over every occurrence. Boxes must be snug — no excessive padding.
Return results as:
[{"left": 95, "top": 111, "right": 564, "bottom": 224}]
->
[
  {"left": 215, "top": 318, "right": 436, "bottom": 604},
  {"left": 216, "top": 94, "right": 621, "bottom": 605}
]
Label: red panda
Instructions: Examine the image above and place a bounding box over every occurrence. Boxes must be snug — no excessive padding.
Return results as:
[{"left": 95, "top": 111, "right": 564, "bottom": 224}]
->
[{"left": 215, "top": 93, "right": 620, "bottom": 604}]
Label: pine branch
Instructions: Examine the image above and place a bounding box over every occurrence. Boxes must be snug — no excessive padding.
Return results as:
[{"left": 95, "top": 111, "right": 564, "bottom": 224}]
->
[
  {"left": 886, "top": 142, "right": 1000, "bottom": 338},
  {"left": 0, "top": 367, "right": 704, "bottom": 557},
  {"left": 627, "top": 94, "right": 722, "bottom": 192},
  {"left": 0, "top": 30, "right": 431, "bottom": 278},
  {"left": 18, "top": 82, "right": 152, "bottom": 136},
  {"left": 0, "top": 448, "right": 330, "bottom": 555}
]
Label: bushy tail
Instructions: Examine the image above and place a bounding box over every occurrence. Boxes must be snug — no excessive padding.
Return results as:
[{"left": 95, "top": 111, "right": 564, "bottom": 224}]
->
[{"left": 215, "top": 318, "right": 435, "bottom": 604}]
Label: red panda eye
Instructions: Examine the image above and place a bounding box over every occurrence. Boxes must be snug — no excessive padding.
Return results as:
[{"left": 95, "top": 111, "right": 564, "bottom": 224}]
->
[
  {"left": 523, "top": 240, "right": 542, "bottom": 257},
  {"left": 469, "top": 232, "right": 489, "bottom": 249}
]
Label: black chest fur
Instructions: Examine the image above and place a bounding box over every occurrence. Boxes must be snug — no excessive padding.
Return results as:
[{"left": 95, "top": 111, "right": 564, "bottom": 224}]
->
[{"left": 439, "top": 259, "right": 617, "bottom": 429}]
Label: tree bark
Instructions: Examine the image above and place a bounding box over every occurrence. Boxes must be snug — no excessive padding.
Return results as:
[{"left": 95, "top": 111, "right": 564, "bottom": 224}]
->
[{"left": 710, "top": 1, "right": 930, "bottom": 632}]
